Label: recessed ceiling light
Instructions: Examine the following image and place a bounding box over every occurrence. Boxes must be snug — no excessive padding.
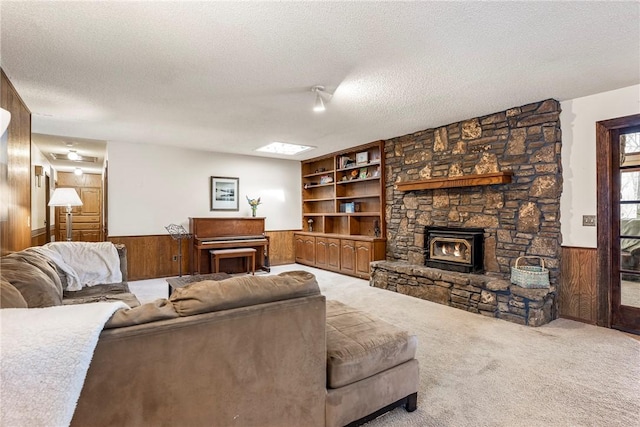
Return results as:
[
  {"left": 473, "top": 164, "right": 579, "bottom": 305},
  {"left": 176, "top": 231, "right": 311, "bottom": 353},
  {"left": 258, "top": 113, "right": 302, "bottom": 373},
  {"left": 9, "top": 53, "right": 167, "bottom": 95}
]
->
[
  {"left": 256, "top": 142, "right": 315, "bottom": 156},
  {"left": 67, "top": 150, "right": 79, "bottom": 160}
]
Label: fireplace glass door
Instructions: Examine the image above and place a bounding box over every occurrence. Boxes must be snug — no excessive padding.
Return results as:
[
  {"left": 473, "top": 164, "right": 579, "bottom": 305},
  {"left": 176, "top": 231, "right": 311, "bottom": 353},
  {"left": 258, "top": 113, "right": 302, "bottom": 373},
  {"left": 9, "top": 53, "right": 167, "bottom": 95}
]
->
[
  {"left": 424, "top": 227, "right": 484, "bottom": 273},
  {"left": 430, "top": 238, "right": 471, "bottom": 264}
]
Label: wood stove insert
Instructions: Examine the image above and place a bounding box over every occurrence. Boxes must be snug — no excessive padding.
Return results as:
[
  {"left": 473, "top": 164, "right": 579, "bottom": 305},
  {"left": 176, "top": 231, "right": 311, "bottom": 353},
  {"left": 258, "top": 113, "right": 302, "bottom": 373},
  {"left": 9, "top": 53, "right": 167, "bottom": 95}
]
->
[{"left": 424, "top": 226, "right": 484, "bottom": 273}]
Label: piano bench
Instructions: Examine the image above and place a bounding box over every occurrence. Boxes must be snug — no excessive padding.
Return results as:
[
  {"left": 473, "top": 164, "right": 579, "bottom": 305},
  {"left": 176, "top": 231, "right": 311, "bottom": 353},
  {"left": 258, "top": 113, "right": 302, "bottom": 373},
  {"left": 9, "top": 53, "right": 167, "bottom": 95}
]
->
[{"left": 210, "top": 248, "right": 257, "bottom": 275}]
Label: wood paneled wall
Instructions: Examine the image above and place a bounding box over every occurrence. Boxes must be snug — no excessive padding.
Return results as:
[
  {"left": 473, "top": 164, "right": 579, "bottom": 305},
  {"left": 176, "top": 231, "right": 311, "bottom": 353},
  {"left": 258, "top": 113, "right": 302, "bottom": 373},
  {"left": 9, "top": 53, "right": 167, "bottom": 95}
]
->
[
  {"left": 560, "top": 246, "right": 598, "bottom": 324},
  {"left": 108, "top": 235, "right": 190, "bottom": 281},
  {"left": 1, "top": 69, "right": 31, "bottom": 255},
  {"left": 109, "top": 230, "right": 297, "bottom": 281},
  {"left": 31, "top": 226, "right": 54, "bottom": 247}
]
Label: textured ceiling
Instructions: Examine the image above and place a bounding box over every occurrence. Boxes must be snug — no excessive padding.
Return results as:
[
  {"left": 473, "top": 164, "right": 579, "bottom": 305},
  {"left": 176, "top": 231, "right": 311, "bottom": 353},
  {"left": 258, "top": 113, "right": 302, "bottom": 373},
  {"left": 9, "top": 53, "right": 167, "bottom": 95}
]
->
[{"left": 1, "top": 1, "right": 639, "bottom": 163}]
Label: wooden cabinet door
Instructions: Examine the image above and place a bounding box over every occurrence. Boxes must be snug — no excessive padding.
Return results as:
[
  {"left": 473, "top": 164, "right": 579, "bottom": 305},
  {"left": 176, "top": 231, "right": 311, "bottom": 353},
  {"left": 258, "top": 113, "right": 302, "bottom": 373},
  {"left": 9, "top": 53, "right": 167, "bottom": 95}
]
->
[
  {"left": 80, "top": 188, "right": 101, "bottom": 215},
  {"left": 295, "top": 235, "right": 305, "bottom": 263},
  {"left": 303, "top": 237, "right": 316, "bottom": 264},
  {"left": 340, "top": 239, "right": 355, "bottom": 275},
  {"left": 355, "top": 241, "right": 372, "bottom": 278},
  {"left": 315, "top": 237, "right": 328, "bottom": 268},
  {"left": 327, "top": 238, "right": 340, "bottom": 270}
]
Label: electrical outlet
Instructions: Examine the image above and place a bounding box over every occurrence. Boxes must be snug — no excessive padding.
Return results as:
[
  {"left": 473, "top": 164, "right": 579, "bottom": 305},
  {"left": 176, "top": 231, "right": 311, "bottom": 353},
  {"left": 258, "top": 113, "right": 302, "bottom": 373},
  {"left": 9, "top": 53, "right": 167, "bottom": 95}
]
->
[
  {"left": 582, "top": 215, "right": 596, "bottom": 227},
  {"left": 172, "top": 255, "right": 178, "bottom": 261}
]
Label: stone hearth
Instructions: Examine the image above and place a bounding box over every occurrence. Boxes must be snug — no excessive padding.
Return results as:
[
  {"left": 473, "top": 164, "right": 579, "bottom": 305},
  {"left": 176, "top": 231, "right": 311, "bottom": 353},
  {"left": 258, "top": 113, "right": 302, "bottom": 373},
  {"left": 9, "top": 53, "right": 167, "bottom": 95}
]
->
[{"left": 371, "top": 261, "right": 555, "bottom": 326}]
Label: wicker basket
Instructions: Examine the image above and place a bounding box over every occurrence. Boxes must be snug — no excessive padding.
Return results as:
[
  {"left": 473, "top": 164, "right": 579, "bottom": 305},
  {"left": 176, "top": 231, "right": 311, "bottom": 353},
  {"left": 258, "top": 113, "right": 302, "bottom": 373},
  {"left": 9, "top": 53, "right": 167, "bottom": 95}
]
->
[{"left": 510, "top": 256, "right": 550, "bottom": 288}]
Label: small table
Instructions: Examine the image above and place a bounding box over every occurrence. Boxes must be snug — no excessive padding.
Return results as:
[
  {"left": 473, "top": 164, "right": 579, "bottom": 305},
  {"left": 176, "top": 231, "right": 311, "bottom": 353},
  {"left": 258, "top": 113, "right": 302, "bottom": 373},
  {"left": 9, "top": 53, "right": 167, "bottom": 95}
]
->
[
  {"left": 166, "top": 273, "right": 231, "bottom": 298},
  {"left": 210, "top": 248, "right": 257, "bottom": 276}
]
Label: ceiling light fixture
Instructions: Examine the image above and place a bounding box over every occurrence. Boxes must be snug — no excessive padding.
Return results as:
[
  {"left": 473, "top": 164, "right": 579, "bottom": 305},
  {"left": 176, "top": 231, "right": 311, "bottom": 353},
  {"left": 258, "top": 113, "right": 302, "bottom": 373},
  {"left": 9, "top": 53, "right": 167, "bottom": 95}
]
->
[
  {"left": 74, "top": 167, "right": 83, "bottom": 176},
  {"left": 50, "top": 152, "right": 98, "bottom": 163},
  {"left": 67, "top": 150, "right": 79, "bottom": 161},
  {"left": 256, "top": 142, "right": 315, "bottom": 156},
  {"left": 311, "top": 85, "right": 332, "bottom": 113}
]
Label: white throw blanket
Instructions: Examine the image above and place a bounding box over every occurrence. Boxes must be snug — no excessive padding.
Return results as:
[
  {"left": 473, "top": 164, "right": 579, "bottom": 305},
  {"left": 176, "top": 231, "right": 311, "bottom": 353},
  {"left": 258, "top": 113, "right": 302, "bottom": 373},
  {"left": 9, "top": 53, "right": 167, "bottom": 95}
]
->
[
  {"left": 0, "top": 302, "right": 127, "bottom": 427},
  {"left": 34, "top": 242, "right": 123, "bottom": 291}
]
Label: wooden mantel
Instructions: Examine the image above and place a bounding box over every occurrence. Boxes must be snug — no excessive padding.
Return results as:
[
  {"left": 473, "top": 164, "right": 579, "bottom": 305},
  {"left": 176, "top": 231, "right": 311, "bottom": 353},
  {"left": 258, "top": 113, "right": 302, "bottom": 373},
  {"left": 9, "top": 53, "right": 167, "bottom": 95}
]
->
[{"left": 396, "top": 171, "right": 513, "bottom": 192}]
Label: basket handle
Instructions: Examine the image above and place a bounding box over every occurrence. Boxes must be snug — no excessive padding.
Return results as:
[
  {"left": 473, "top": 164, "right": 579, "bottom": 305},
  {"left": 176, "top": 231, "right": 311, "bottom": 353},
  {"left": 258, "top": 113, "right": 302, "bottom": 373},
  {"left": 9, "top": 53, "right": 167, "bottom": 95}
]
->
[{"left": 515, "top": 256, "right": 545, "bottom": 269}]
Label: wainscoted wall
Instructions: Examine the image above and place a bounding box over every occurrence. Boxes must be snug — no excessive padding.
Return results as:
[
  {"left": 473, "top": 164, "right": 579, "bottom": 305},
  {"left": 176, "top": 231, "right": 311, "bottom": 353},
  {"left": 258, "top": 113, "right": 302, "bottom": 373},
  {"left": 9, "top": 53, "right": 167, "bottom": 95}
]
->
[
  {"left": 559, "top": 246, "right": 597, "bottom": 324},
  {"left": 31, "top": 226, "right": 54, "bottom": 247},
  {"left": 109, "top": 230, "right": 297, "bottom": 281}
]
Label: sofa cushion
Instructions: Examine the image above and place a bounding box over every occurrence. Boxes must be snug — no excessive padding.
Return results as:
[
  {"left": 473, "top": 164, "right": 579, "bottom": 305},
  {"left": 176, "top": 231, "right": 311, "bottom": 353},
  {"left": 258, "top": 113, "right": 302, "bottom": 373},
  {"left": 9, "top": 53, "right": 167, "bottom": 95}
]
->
[
  {"left": 104, "top": 298, "right": 179, "bottom": 329},
  {"left": 325, "top": 300, "right": 418, "bottom": 389},
  {"left": 0, "top": 257, "right": 62, "bottom": 308},
  {"left": 22, "top": 247, "right": 69, "bottom": 290},
  {"left": 63, "top": 282, "right": 131, "bottom": 299},
  {"left": 0, "top": 279, "right": 28, "bottom": 308},
  {"left": 169, "top": 271, "right": 319, "bottom": 316},
  {"left": 62, "top": 281, "right": 140, "bottom": 307},
  {"left": 5, "top": 249, "right": 63, "bottom": 296},
  {"left": 62, "top": 292, "right": 140, "bottom": 308}
]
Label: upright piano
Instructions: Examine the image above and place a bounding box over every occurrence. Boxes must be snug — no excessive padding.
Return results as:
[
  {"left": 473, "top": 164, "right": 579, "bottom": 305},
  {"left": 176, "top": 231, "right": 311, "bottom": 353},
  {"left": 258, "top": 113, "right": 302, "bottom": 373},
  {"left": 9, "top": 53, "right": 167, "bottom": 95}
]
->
[{"left": 189, "top": 217, "right": 270, "bottom": 274}]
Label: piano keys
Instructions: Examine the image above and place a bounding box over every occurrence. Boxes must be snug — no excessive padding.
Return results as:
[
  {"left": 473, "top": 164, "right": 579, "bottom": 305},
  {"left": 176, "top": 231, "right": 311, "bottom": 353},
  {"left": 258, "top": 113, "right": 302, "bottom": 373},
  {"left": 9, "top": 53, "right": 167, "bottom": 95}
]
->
[{"left": 189, "top": 217, "right": 270, "bottom": 274}]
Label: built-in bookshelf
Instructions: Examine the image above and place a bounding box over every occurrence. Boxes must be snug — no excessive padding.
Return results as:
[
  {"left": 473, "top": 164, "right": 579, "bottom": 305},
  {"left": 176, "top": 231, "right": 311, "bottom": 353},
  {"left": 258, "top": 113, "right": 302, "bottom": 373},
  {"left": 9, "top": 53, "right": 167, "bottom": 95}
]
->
[{"left": 296, "top": 141, "right": 386, "bottom": 279}]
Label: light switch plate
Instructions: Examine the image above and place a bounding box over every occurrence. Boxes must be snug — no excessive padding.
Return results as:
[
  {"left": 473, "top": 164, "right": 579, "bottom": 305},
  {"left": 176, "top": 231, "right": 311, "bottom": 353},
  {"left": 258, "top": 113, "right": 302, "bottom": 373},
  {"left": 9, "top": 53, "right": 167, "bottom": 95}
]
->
[{"left": 583, "top": 215, "right": 596, "bottom": 227}]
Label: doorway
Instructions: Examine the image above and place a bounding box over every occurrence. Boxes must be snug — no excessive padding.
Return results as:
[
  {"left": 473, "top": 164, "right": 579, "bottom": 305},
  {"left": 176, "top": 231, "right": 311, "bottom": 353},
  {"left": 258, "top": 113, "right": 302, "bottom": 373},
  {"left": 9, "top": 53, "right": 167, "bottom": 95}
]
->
[{"left": 596, "top": 114, "right": 640, "bottom": 334}]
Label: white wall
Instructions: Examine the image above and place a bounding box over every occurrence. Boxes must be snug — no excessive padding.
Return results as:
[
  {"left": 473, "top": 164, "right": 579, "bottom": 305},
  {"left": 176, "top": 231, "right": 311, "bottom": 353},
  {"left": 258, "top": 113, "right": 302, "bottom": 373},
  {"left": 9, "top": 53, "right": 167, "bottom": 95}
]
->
[
  {"left": 560, "top": 84, "right": 640, "bottom": 248},
  {"left": 107, "top": 142, "right": 302, "bottom": 236}
]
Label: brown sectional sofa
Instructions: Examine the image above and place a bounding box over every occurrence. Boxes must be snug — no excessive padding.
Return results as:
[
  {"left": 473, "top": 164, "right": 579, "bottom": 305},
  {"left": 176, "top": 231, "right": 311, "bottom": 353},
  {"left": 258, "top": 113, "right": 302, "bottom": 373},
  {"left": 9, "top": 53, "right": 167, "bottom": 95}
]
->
[{"left": 1, "top": 242, "right": 419, "bottom": 426}]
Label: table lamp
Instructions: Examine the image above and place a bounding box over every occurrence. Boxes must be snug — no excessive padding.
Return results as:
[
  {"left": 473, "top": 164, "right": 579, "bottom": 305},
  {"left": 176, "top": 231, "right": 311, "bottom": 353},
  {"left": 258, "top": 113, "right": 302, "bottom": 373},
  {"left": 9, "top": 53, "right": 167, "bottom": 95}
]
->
[{"left": 48, "top": 188, "right": 83, "bottom": 241}]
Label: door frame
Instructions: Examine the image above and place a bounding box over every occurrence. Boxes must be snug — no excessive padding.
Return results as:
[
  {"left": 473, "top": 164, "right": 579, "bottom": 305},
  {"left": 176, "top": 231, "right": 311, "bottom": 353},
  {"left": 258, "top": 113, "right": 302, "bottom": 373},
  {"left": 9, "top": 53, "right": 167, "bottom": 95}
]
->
[
  {"left": 596, "top": 113, "right": 640, "bottom": 331},
  {"left": 44, "top": 173, "right": 51, "bottom": 243}
]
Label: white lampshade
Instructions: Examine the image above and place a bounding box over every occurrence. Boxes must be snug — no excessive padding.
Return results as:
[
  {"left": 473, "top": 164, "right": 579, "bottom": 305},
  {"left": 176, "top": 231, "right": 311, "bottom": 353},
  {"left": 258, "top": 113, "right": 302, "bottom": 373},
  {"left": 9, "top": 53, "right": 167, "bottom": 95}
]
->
[
  {"left": 0, "top": 108, "right": 11, "bottom": 136},
  {"left": 48, "top": 188, "right": 83, "bottom": 207}
]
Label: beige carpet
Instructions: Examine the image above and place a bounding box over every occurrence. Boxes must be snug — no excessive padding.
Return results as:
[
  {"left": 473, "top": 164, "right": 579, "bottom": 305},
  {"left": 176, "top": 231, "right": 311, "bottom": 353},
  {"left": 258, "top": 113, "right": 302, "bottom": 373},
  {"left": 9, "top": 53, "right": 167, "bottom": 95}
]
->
[{"left": 130, "top": 265, "right": 640, "bottom": 427}]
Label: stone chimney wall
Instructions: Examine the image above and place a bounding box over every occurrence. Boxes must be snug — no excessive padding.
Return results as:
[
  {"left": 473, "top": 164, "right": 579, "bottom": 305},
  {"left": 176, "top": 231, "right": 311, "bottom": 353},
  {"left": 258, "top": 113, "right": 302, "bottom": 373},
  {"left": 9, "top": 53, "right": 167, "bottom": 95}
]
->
[{"left": 384, "top": 99, "right": 562, "bottom": 285}]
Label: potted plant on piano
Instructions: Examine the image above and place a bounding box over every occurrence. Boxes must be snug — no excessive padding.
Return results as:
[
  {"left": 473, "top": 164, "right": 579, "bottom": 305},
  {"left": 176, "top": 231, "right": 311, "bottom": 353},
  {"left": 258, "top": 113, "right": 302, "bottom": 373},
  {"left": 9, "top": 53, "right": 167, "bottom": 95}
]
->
[{"left": 247, "top": 196, "right": 261, "bottom": 217}]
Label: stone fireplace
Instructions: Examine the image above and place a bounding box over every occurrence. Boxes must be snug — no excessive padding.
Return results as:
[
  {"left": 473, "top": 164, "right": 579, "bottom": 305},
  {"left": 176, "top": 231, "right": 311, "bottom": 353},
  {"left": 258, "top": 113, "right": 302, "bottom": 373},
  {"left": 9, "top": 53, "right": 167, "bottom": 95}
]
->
[
  {"left": 371, "top": 99, "right": 562, "bottom": 326},
  {"left": 424, "top": 226, "right": 484, "bottom": 273}
]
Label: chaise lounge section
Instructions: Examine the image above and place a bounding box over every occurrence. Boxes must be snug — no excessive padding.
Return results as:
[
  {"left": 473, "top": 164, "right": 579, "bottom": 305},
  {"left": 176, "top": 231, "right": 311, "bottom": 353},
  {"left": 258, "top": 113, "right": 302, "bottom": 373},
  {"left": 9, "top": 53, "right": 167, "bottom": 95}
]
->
[{"left": 326, "top": 300, "right": 419, "bottom": 427}]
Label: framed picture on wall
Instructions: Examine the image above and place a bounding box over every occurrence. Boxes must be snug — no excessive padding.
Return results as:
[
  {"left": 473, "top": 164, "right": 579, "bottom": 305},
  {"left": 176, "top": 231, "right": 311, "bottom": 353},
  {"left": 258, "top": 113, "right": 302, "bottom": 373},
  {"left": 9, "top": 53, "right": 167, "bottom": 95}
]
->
[{"left": 210, "top": 176, "right": 239, "bottom": 211}]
